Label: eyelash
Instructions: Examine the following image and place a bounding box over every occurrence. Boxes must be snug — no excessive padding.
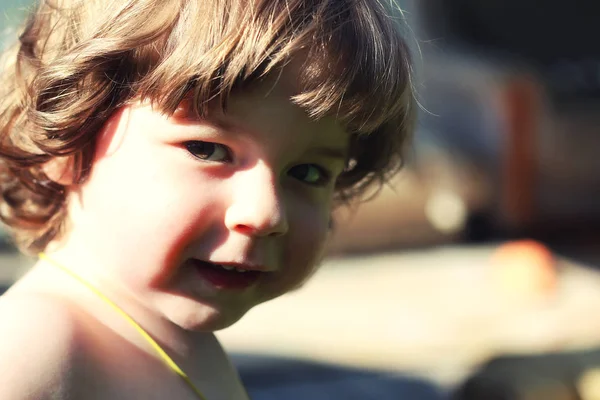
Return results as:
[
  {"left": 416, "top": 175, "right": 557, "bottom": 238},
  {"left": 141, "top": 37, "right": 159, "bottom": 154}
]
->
[
  {"left": 184, "top": 140, "right": 333, "bottom": 187},
  {"left": 184, "top": 141, "right": 232, "bottom": 163}
]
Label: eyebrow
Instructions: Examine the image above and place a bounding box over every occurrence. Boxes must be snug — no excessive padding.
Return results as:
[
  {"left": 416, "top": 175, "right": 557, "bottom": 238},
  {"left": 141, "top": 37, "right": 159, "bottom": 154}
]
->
[
  {"left": 311, "top": 146, "right": 348, "bottom": 161},
  {"left": 210, "top": 114, "right": 349, "bottom": 161}
]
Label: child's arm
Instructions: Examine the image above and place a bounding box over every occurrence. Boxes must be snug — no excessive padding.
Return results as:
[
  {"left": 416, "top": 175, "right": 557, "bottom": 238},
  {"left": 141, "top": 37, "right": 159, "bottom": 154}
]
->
[{"left": 0, "top": 293, "right": 86, "bottom": 399}]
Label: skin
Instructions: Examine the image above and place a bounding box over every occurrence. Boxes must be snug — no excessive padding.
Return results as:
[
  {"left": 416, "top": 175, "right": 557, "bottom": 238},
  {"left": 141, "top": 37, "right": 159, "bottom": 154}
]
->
[{"left": 0, "top": 66, "right": 349, "bottom": 399}]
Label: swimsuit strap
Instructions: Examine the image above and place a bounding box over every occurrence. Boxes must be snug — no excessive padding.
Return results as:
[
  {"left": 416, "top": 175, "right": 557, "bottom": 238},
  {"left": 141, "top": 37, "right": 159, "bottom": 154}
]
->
[{"left": 38, "top": 252, "right": 207, "bottom": 400}]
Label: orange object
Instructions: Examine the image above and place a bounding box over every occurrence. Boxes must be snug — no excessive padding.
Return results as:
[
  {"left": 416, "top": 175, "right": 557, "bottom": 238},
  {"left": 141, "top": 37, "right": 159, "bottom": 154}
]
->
[{"left": 490, "top": 240, "right": 557, "bottom": 298}]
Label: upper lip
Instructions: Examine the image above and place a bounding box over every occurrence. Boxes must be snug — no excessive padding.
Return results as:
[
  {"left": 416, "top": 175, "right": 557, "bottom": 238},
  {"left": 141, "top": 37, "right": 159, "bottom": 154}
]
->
[{"left": 194, "top": 259, "right": 273, "bottom": 273}]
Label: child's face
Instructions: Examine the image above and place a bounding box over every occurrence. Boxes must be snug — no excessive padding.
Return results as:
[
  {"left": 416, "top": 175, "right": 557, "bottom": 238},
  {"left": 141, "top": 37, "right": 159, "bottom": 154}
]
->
[{"left": 64, "top": 67, "right": 348, "bottom": 331}]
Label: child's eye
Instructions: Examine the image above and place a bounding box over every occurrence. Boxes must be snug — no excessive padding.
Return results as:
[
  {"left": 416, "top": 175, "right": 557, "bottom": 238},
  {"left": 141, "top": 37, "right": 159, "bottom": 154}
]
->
[
  {"left": 288, "top": 164, "right": 330, "bottom": 186},
  {"left": 184, "top": 141, "right": 231, "bottom": 162}
]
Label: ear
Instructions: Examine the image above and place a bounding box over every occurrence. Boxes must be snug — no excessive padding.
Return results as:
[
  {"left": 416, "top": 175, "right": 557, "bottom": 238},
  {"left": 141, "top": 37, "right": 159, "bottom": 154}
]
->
[{"left": 42, "top": 156, "right": 75, "bottom": 186}]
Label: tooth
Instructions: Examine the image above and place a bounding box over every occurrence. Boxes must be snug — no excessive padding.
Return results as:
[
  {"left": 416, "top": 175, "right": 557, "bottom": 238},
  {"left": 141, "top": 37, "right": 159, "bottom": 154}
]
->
[
  {"left": 235, "top": 268, "right": 246, "bottom": 273},
  {"left": 221, "top": 265, "right": 235, "bottom": 271}
]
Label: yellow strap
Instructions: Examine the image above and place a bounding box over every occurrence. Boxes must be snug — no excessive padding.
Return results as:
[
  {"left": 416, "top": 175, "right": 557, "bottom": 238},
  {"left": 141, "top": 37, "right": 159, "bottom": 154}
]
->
[{"left": 38, "top": 252, "right": 207, "bottom": 400}]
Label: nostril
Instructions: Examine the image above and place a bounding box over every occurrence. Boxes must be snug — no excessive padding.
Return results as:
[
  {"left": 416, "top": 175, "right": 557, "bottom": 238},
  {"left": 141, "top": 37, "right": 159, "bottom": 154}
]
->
[
  {"left": 232, "top": 220, "right": 287, "bottom": 237},
  {"left": 267, "top": 229, "right": 284, "bottom": 238},
  {"left": 233, "top": 224, "right": 255, "bottom": 235}
]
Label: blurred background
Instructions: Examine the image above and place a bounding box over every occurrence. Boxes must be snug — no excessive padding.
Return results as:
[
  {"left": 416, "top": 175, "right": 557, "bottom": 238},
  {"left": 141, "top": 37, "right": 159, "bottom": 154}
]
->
[{"left": 2, "top": 1, "right": 600, "bottom": 399}]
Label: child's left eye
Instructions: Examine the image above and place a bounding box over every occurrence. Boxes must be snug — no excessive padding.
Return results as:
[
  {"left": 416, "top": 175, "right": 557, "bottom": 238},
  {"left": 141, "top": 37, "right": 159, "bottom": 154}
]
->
[
  {"left": 288, "top": 164, "right": 330, "bottom": 186},
  {"left": 185, "top": 141, "right": 231, "bottom": 162}
]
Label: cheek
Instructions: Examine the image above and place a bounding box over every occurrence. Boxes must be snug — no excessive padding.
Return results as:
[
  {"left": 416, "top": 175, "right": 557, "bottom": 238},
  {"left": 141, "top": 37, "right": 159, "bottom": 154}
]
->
[
  {"left": 76, "top": 148, "right": 218, "bottom": 275},
  {"left": 295, "top": 212, "right": 329, "bottom": 255},
  {"left": 275, "top": 203, "right": 331, "bottom": 291}
]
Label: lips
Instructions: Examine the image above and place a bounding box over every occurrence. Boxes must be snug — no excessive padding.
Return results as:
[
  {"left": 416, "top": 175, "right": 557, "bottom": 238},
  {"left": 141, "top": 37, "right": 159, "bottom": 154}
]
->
[{"left": 189, "top": 259, "right": 262, "bottom": 289}]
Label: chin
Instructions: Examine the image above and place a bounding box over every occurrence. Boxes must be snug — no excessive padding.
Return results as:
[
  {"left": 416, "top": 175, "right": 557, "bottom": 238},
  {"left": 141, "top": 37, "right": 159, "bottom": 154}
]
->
[{"left": 166, "top": 303, "right": 250, "bottom": 332}]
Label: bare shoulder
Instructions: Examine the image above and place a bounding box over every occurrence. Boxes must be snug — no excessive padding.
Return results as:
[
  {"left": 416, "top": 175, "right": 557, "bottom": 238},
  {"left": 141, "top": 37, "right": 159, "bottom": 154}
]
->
[{"left": 0, "top": 292, "right": 89, "bottom": 399}]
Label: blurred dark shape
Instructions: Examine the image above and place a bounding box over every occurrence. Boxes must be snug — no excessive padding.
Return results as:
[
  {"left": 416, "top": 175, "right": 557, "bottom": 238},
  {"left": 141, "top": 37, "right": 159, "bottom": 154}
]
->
[
  {"left": 402, "top": 1, "right": 600, "bottom": 247},
  {"left": 462, "top": 211, "right": 495, "bottom": 242},
  {"left": 233, "top": 354, "right": 446, "bottom": 400},
  {"left": 420, "top": 0, "right": 600, "bottom": 103},
  {"left": 453, "top": 347, "right": 600, "bottom": 400},
  {"left": 423, "top": 1, "right": 599, "bottom": 61}
]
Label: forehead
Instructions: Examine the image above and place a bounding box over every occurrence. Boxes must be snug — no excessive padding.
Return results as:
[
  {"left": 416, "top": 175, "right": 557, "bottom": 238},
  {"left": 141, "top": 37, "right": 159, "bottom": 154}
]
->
[{"left": 211, "top": 61, "right": 349, "bottom": 150}]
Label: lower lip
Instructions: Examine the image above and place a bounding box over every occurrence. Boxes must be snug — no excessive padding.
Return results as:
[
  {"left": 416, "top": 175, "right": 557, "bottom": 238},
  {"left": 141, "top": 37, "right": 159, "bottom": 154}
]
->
[{"left": 190, "top": 260, "right": 262, "bottom": 290}]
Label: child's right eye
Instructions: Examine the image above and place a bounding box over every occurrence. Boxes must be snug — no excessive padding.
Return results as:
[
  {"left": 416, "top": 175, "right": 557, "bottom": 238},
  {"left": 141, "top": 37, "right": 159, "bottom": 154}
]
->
[{"left": 184, "top": 141, "right": 231, "bottom": 162}]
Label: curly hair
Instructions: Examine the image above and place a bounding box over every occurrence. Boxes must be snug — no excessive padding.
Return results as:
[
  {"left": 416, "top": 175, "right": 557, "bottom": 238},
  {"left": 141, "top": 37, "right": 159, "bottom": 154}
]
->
[{"left": 0, "top": 0, "right": 416, "bottom": 254}]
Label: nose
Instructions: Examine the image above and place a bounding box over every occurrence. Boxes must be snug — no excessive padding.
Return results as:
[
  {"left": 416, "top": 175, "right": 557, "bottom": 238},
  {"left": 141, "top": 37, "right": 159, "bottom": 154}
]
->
[{"left": 224, "top": 164, "right": 289, "bottom": 237}]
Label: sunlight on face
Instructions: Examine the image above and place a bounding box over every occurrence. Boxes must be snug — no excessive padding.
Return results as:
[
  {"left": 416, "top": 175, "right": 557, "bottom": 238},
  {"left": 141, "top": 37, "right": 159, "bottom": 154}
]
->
[{"left": 62, "top": 66, "right": 349, "bottom": 331}]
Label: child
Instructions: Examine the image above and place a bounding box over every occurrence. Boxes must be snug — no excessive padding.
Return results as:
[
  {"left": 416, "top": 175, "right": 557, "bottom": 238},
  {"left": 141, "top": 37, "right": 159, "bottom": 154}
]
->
[{"left": 0, "top": 0, "right": 415, "bottom": 398}]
